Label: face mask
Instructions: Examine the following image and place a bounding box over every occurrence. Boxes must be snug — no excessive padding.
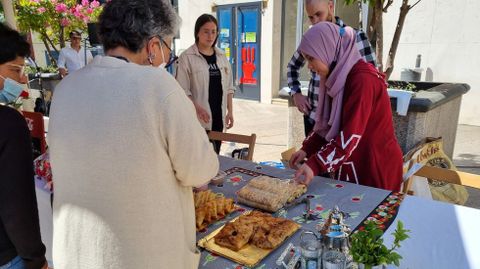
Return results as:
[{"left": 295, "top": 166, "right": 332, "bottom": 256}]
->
[
  {"left": 158, "top": 41, "right": 167, "bottom": 69},
  {"left": 0, "top": 75, "right": 25, "bottom": 104}
]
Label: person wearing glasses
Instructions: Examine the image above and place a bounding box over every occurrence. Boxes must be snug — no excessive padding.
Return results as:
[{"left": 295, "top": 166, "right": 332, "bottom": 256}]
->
[
  {"left": 48, "top": 1, "right": 218, "bottom": 268},
  {"left": 0, "top": 23, "right": 49, "bottom": 269},
  {"left": 176, "top": 14, "right": 235, "bottom": 154},
  {"left": 57, "top": 30, "right": 93, "bottom": 77}
]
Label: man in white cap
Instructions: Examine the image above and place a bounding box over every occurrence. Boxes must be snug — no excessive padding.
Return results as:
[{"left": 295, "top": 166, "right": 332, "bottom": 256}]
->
[{"left": 58, "top": 30, "right": 93, "bottom": 77}]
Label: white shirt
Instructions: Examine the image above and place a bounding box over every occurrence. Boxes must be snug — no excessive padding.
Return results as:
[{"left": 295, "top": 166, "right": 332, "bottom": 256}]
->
[{"left": 57, "top": 47, "right": 93, "bottom": 73}]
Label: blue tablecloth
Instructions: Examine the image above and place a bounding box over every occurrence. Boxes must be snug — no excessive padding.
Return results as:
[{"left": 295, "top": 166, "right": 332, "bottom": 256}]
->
[{"left": 197, "top": 156, "right": 391, "bottom": 269}]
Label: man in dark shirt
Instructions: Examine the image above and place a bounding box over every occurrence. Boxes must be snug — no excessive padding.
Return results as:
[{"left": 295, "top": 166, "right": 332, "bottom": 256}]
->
[{"left": 0, "top": 23, "right": 47, "bottom": 269}]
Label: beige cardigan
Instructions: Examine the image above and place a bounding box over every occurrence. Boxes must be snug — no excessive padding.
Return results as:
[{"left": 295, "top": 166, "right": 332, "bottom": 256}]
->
[
  {"left": 176, "top": 44, "right": 235, "bottom": 130},
  {"left": 49, "top": 56, "right": 218, "bottom": 269}
]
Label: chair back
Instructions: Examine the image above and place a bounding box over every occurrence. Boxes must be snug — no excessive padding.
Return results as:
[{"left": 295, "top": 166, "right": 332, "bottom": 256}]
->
[{"left": 207, "top": 131, "right": 256, "bottom": 161}]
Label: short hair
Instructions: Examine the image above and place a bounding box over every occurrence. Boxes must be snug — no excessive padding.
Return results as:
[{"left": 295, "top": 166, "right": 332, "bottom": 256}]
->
[
  {"left": 0, "top": 24, "right": 30, "bottom": 64},
  {"left": 194, "top": 14, "right": 218, "bottom": 47},
  {"left": 98, "top": 0, "right": 179, "bottom": 53}
]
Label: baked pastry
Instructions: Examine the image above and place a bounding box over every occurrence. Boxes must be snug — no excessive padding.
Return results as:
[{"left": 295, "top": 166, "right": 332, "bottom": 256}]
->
[
  {"left": 237, "top": 176, "right": 307, "bottom": 212},
  {"left": 214, "top": 218, "right": 256, "bottom": 251},
  {"left": 214, "top": 211, "right": 298, "bottom": 251},
  {"left": 194, "top": 190, "right": 235, "bottom": 231}
]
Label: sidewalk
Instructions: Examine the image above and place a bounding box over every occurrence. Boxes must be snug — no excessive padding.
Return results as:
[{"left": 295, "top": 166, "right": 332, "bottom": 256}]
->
[
  {"left": 221, "top": 99, "right": 288, "bottom": 162},
  {"left": 226, "top": 99, "right": 480, "bottom": 207}
]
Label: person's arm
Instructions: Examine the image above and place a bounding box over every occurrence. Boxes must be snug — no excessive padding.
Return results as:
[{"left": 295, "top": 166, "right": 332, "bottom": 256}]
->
[
  {"left": 0, "top": 108, "right": 47, "bottom": 269},
  {"left": 296, "top": 72, "right": 375, "bottom": 184},
  {"left": 176, "top": 54, "right": 210, "bottom": 125},
  {"left": 175, "top": 54, "right": 192, "bottom": 96},
  {"left": 287, "top": 50, "right": 311, "bottom": 113},
  {"left": 225, "top": 92, "right": 234, "bottom": 129},
  {"left": 301, "top": 131, "right": 328, "bottom": 158},
  {"left": 225, "top": 58, "right": 235, "bottom": 129},
  {"left": 86, "top": 50, "right": 93, "bottom": 64},
  {"left": 57, "top": 50, "right": 67, "bottom": 77},
  {"left": 160, "top": 90, "right": 219, "bottom": 187},
  {"left": 356, "top": 30, "right": 377, "bottom": 68},
  {"left": 287, "top": 50, "right": 305, "bottom": 94}
]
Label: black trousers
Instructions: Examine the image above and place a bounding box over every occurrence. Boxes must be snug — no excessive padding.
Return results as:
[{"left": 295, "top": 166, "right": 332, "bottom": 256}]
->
[
  {"left": 303, "top": 115, "right": 315, "bottom": 137},
  {"left": 209, "top": 116, "right": 224, "bottom": 154}
]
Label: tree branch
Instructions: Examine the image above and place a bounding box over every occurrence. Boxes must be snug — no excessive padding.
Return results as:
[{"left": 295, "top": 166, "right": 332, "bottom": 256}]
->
[
  {"left": 42, "top": 38, "right": 57, "bottom": 67},
  {"left": 384, "top": 0, "right": 410, "bottom": 79},
  {"left": 409, "top": 0, "right": 423, "bottom": 10},
  {"left": 383, "top": 0, "right": 394, "bottom": 13}
]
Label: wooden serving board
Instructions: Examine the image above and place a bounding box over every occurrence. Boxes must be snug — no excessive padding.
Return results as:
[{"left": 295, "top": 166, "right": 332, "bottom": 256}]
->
[{"left": 197, "top": 211, "right": 301, "bottom": 267}]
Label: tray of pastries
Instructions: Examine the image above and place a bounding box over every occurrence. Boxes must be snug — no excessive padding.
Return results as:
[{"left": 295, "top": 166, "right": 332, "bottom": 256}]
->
[
  {"left": 197, "top": 210, "right": 300, "bottom": 267},
  {"left": 194, "top": 190, "right": 236, "bottom": 231},
  {"left": 236, "top": 176, "right": 307, "bottom": 212}
]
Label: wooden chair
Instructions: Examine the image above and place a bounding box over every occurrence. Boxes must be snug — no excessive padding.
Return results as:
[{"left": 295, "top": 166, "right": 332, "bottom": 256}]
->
[
  {"left": 207, "top": 131, "right": 256, "bottom": 161},
  {"left": 22, "top": 111, "right": 47, "bottom": 158},
  {"left": 403, "top": 165, "right": 480, "bottom": 195}
]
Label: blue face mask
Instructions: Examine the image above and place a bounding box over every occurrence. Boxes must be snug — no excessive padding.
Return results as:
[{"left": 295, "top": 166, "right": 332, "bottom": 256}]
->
[{"left": 0, "top": 75, "right": 24, "bottom": 104}]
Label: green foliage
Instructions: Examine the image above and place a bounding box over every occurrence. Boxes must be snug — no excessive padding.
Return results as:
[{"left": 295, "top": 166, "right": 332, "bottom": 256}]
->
[
  {"left": 14, "top": 0, "right": 102, "bottom": 49},
  {"left": 349, "top": 221, "right": 410, "bottom": 268},
  {"left": 25, "top": 64, "right": 58, "bottom": 74},
  {"left": 343, "top": 0, "right": 376, "bottom": 7},
  {"left": 388, "top": 81, "right": 417, "bottom": 92}
]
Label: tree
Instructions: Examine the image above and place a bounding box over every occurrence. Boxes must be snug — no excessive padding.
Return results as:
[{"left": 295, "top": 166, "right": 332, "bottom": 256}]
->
[
  {"left": 14, "top": 0, "right": 102, "bottom": 66},
  {"left": 344, "top": 0, "right": 423, "bottom": 79}
]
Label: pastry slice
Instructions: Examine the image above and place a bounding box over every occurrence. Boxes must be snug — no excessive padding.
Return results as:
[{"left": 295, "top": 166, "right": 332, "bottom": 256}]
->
[
  {"left": 251, "top": 217, "right": 298, "bottom": 249},
  {"left": 214, "top": 219, "right": 255, "bottom": 251}
]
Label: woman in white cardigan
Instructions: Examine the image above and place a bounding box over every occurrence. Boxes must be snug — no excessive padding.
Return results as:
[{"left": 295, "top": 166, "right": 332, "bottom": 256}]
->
[
  {"left": 48, "top": 1, "right": 218, "bottom": 268},
  {"left": 176, "top": 14, "right": 235, "bottom": 153}
]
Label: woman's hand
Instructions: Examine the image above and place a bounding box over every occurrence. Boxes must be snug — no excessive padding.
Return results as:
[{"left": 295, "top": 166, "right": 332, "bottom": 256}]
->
[
  {"left": 225, "top": 112, "right": 234, "bottom": 129},
  {"left": 289, "top": 150, "right": 307, "bottom": 169},
  {"left": 194, "top": 184, "right": 209, "bottom": 192},
  {"left": 193, "top": 103, "right": 210, "bottom": 124},
  {"left": 294, "top": 163, "right": 314, "bottom": 186}
]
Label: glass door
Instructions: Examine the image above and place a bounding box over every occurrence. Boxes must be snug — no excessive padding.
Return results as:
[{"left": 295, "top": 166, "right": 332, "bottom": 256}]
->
[{"left": 217, "top": 3, "right": 261, "bottom": 101}]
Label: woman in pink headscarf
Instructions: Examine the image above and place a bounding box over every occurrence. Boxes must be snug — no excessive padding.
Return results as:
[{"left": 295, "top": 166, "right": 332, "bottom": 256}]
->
[{"left": 289, "top": 22, "right": 403, "bottom": 191}]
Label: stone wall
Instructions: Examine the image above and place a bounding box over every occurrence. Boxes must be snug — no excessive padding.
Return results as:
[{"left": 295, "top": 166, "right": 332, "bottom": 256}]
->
[{"left": 393, "top": 96, "right": 462, "bottom": 159}]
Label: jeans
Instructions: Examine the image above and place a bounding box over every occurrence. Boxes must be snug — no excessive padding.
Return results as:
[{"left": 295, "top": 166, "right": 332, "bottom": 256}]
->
[{"left": 0, "top": 256, "right": 26, "bottom": 269}]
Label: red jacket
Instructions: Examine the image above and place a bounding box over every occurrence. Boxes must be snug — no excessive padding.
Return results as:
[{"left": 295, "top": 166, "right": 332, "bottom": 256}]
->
[{"left": 302, "top": 60, "right": 403, "bottom": 191}]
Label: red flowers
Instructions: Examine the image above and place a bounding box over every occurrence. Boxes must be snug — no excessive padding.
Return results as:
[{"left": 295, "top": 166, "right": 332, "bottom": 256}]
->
[{"left": 20, "top": 90, "right": 29, "bottom": 98}]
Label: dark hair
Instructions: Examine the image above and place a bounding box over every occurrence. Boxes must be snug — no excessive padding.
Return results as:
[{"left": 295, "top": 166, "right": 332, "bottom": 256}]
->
[
  {"left": 194, "top": 14, "right": 218, "bottom": 47},
  {"left": 99, "top": 0, "right": 179, "bottom": 52},
  {"left": 0, "top": 24, "right": 30, "bottom": 64}
]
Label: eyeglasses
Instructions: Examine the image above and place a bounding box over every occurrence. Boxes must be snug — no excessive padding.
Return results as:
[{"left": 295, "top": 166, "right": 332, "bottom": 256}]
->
[
  {"left": 158, "top": 37, "right": 178, "bottom": 68},
  {"left": 6, "top": 63, "right": 26, "bottom": 76},
  {"left": 160, "top": 38, "right": 172, "bottom": 52}
]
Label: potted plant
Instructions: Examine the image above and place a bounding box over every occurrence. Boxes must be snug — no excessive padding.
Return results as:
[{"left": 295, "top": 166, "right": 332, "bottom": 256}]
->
[{"left": 349, "top": 221, "right": 410, "bottom": 269}]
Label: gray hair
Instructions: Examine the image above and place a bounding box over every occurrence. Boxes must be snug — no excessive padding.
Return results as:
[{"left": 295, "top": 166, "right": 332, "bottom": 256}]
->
[{"left": 99, "top": 0, "right": 179, "bottom": 52}]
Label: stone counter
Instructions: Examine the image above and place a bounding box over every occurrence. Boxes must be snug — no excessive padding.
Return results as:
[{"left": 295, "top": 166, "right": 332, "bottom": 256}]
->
[{"left": 390, "top": 81, "right": 469, "bottom": 158}]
